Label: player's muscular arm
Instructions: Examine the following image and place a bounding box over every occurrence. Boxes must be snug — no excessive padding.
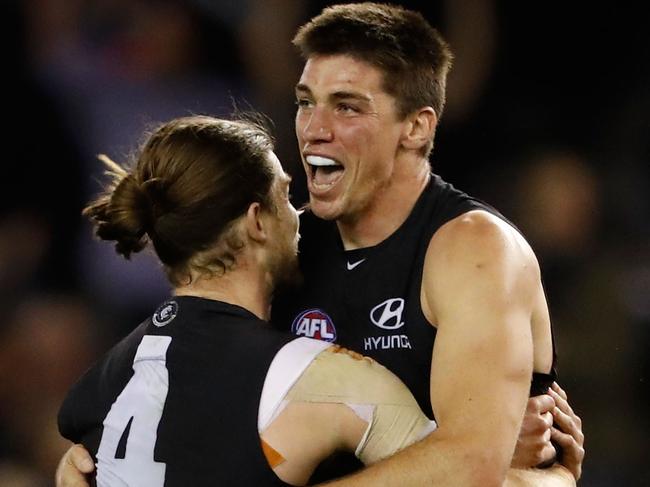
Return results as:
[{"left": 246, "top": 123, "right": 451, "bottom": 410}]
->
[
  {"left": 421, "top": 211, "right": 537, "bottom": 485},
  {"left": 318, "top": 212, "right": 575, "bottom": 487}
]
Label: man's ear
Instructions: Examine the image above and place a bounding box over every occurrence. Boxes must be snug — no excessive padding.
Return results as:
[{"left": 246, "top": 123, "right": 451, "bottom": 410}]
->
[
  {"left": 400, "top": 107, "right": 437, "bottom": 151},
  {"left": 244, "top": 202, "right": 268, "bottom": 243}
]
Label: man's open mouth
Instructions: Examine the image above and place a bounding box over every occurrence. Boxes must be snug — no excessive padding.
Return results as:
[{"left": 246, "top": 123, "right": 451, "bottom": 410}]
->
[{"left": 306, "top": 155, "right": 345, "bottom": 188}]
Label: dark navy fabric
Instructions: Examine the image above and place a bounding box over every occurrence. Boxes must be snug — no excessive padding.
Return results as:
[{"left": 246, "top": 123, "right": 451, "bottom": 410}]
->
[{"left": 59, "top": 296, "right": 291, "bottom": 486}]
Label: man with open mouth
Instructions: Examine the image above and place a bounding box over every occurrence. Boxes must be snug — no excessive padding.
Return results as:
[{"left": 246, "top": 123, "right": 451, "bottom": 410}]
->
[{"left": 273, "top": 2, "right": 584, "bottom": 485}]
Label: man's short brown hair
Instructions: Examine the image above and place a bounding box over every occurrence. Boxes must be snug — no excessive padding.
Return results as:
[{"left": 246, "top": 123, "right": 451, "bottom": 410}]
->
[{"left": 293, "top": 2, "right": 453, "bottom": 121}]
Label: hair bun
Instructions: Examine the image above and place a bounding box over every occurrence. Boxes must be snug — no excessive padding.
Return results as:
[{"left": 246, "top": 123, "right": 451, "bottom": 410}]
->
[
  {"left": 83, "top": 156, "right": 154, "bottom": 259},
  {"left": 140, "top": 177, "right": 171, "bottom": 232}
]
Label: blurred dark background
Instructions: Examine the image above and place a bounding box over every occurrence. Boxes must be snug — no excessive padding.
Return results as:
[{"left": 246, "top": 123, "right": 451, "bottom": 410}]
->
[{"left": 1, "top": 1, "right": 647, "bottom": 485}]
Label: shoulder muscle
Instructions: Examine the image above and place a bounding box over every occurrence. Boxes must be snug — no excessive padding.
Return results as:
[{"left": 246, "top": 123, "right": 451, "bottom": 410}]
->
[{"left": 422, "top": 210, "right": 540, "bottom": 325}]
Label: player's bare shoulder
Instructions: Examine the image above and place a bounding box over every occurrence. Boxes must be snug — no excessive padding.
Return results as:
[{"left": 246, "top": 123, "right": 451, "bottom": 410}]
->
[
  {"left": 421, "top": 210, "right": 542, "bottom": 325},
  {"left": 428, "top": 210, "right": 538, "bottom": 268}
]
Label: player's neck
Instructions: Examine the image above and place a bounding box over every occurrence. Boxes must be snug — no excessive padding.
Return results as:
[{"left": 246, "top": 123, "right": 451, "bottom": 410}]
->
[
  {"left": 337, "top": 161, "right": 430, "bottom": 250},
  {"left": 174, "top": 260, "right": 272, "bottom": 321}
]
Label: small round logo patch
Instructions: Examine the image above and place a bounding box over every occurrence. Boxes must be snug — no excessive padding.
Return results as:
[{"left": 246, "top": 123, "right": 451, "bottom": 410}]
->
[
  {"left": 152, "top": 301, "right": 178, "bottom": 327},
  {"left": 291, "top": 309, "right": 337, "bottom": 342}
]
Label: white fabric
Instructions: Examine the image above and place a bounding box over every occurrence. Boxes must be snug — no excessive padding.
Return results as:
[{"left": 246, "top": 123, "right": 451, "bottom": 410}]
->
[
  {"left": 96, "top": 335, "right": 171, "bottom": 487},
  {"left": 257, "top": 337, "right": 331, "bottom": 431}
]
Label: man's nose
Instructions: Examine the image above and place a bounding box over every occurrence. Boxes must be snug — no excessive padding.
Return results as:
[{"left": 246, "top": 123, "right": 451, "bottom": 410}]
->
[{"left": 301, "top": 107, "right": 333, "bottom": 143}]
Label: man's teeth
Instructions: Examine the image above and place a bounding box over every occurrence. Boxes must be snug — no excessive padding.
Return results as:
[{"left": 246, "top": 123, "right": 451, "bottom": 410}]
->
[{"left": 306, "top": 155, "right": 340, "bottom": 167}]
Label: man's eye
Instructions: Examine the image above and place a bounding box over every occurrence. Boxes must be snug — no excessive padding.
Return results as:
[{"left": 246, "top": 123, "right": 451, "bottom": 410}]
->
[
  {"left": 337, "top": 103, "right": 359, "bottom": 114},
  {"left": 295, "top": 99, "right": 312, "bottom": 108}
]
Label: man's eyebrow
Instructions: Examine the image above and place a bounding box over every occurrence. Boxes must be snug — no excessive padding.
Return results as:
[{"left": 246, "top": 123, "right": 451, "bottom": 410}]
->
[
  {"left": 330, "top": 91, "right": 372, "bottom": 103},
  {"left": 295, "top": 83, "right": 311, "bottom": 94},
  {"left": 295, "top": 84, "right": 372, "bottom": 104}
]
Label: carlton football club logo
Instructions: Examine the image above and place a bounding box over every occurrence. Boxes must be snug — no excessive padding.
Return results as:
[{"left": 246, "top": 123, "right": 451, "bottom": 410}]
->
[
  {"left": 291, "top": 309, "right": 337, "bottom": 342},
  {"left": 152, "top": 300, "right": 178, "bottom": 327}
]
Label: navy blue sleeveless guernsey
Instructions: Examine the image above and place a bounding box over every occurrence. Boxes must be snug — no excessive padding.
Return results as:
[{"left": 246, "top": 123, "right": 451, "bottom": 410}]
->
[
  {"left": 59, "top": 296, "right": 290, "bottom": 486},
  {"left": 273, "top": 174, "right": 556, "bottom": 421}
]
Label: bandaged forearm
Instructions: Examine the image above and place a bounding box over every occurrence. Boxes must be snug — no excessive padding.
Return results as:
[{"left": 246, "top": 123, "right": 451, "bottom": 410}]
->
[{"left": 285, "top": 346, "right": 437, "bottom": 464}]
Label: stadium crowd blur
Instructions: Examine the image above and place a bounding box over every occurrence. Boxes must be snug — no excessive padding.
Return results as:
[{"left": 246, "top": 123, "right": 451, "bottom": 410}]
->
[{"left": 2, "top": 1, "right": 648, "bottom": 485}]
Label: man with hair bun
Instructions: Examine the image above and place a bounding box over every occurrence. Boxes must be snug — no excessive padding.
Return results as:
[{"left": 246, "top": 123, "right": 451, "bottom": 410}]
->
[{"left": 57, "top": 115, "right": 441, "bottom": 486}]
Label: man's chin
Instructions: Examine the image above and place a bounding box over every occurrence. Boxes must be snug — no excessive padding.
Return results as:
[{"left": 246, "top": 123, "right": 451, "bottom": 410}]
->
[{"left": 309, "top": 198, "right": 342, "bottom": 221}]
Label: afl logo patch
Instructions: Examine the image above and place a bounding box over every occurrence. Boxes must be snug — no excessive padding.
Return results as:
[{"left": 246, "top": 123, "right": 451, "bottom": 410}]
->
[
  {"left": 152, "top": 301, "right": 178, "bottom": 327},
  {"left": 291, "top": 309, "right": 337, "bottom": 342}
]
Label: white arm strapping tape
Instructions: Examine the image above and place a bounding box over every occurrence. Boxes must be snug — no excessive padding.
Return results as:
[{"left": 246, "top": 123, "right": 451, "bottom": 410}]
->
[{"left": 284, "top": 347, "right": 438, "bottom": 464}]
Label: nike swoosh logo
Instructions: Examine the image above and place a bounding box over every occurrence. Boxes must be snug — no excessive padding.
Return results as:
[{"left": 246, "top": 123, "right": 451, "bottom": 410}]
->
[{"left": 346, "top": 258, "right": 366, "bottom": 270}]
